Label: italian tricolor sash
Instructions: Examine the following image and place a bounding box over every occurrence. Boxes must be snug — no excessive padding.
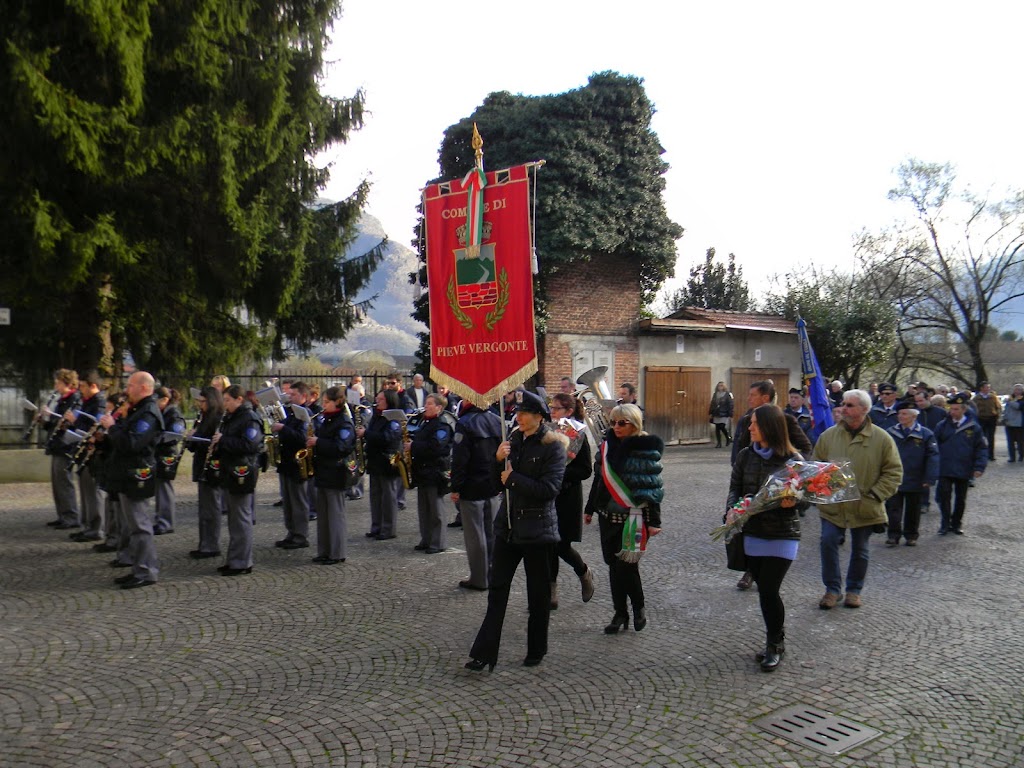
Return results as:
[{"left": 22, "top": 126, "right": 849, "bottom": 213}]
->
[
  {"left": 601, "top": 442, "right": 638, "bottom": 508},
  {"left": 600, "top": 442, "right": 647, "bottom": 563}
]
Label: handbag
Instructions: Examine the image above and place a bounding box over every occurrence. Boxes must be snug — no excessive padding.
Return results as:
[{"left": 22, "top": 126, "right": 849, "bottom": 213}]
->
[{"left": 725, "top": 532, "right": 747, "bottom": 571}]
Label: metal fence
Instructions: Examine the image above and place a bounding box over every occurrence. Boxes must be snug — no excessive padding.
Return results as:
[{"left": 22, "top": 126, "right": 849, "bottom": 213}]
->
[{"left": 1, "top": 371, "right": 416, "bottom": 449}]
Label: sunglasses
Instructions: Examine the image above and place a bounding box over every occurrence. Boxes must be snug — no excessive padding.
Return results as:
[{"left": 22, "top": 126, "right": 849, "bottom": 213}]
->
[
  {"left": 841, "top": 402, "right": 861, "bottom": 408},
  {"left": 610, "top": 419, "right": 633, "bottom": 428}
]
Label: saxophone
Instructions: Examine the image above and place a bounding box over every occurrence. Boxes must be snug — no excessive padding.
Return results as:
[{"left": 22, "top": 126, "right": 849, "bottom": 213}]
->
[
  {"left": 389, "top": 416, "right": 414, "bottom": 490},
  {"left": 353, "top": 404, "right": 367, "bottom": 476},
  {"left": 294, "top": 416, "right": 315, "bottom": 480}
]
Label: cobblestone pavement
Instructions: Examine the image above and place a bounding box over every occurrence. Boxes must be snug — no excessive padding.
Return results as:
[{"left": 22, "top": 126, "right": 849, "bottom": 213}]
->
[{"left": 2, "top": 444, "right": 1022, "bottom": 768}]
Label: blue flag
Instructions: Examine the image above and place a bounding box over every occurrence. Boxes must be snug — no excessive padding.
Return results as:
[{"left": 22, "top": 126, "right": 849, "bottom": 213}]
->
[{"left": 797, "top": 317, "right": 834, "bottom": 441}]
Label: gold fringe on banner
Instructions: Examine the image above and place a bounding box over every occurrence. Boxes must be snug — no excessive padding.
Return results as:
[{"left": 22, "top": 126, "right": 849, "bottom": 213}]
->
[{"left": 430, "top": 358, "right": 539, "bottom": 407}]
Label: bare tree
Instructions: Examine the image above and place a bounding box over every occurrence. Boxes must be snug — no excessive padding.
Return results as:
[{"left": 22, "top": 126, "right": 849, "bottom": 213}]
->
[{"left": 857, "top": 160, "right": 1024, "bottom": 389}]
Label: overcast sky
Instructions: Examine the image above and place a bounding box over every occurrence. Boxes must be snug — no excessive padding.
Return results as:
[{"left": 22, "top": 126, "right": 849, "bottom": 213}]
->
[{"left": 319, "top": 1, "right": 1024, "bottom": 311}]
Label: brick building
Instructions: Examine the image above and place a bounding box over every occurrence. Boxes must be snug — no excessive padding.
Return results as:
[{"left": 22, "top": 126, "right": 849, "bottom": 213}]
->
[{"left": 539, "top": 253, "right": 641, "bottom": 392}]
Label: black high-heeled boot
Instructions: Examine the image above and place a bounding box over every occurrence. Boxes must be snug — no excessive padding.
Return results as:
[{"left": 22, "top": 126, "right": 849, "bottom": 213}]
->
[
  {"left": 756, "top": 632, "right": 785, "bottom": 664},
  {"left": 465, "top": 658, "right": 496, "bottom": 672},
  {"left": 633, "top": 606, "right": 647, "bottom": 631},
  {"left": 604, "top": 611, "right": 629, "bottom": 634}
]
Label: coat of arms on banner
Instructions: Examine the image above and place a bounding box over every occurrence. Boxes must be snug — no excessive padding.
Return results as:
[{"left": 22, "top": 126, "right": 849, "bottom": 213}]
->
[{"left": 449, "top": 220, "right": 509, "bottom": 330}]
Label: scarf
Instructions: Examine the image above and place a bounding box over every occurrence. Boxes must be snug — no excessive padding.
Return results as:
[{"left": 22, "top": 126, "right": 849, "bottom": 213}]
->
[{"left": 601, "top": 441, "right": 646, "bottom": 563}]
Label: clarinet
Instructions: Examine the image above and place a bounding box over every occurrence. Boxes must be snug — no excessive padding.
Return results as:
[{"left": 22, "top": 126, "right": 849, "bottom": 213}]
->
[
  {"left": 201, "top": 415, "right": 225, "bottom": 482},
  {"left": 23, "top": 390, "right": 58, "bottom": 441}
]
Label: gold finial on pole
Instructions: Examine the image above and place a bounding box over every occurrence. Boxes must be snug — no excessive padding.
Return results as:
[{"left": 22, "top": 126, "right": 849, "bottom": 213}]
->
[{"left": 472, "top": 122, "right": 484, "bottom": 170}]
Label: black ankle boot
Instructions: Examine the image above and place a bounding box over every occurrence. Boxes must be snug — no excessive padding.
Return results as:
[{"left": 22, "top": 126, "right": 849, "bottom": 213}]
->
[
  {"left": 759, "top": 642, "right": 785, "bottom": 671},
  {"left": 756, "top": 633, "right": 785, "bottom": 663},
  {"left": 604, "top": 611, "right": 629, "bottom": 634},
  {"left": 633, "top": 606, "right": 647, "bottom": 631}
]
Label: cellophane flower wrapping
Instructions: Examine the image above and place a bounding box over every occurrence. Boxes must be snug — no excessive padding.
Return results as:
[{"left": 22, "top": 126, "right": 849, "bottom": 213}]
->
[{"left": 711, "top": 460, "right": 860, "bottom": 542}]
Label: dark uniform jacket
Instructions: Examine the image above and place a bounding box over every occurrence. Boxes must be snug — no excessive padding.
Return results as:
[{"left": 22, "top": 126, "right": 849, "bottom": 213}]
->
[
  {"left": 104, "top": 395, "right": 163, "bottom": 497},
  {"left": 364, "top": 409, "right": 402, "bottom": 477},
  {"left": 45, "top": 389, "right": 82, "bottom": 456},
  {"left": 868, "top": 402, "right": 899, "bottom": 431},
  {"left": 784, "top": 405, "right": 814, "bottom": 444},
  {"left": 494, "top": 422, "right": 567, "bottom": 545},
  {"left": 886, "top": 422, "right": 940, "bottom": 491},
  {"left": 312, "top": 408, "right": 357, "bottom": 490},
  {"left": 410, "top": 412, "right": 455, "bottom": 490},
  {"left": 188, "top": 410, "right": 223, "bottom": 483},
  {"left": 451, "top": 406, "right": 503, "bottom": 500},
  {"left": 935, "top": 415, "right": 989, "bottom": 479},
  {"left": 585, "top": 431, "right": 665, "bottom": 527},
  {"left": 155, "top": 404, "right": 187, "bottom": 480},
  {"left": 277, "top": 407, "right": 313, "bottom": 482},
  {"left": 216, "top": 403, "right": 264, "bottom": 495},
  {"left": 727, "top": 447, "right": 804, "bottom": 539}
]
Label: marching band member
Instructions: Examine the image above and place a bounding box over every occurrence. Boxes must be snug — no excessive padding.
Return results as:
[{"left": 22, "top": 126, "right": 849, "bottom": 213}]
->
[
  {"left": 90, "top": 392, "right": 127, "bottom": 554},
  {"left": 307, "top": 386, "right": 357, "bottom": 564},
  {"left": 99, "top": 372, "right": 164, "bottom": 589},
  {"left": 68, "top": 370, "right": 107, "bottom": 543},
  {"left": 359, "top": 388, "right": 404, "bottom": 540},
  {"left": 408, "top": 393, "right": 455, "bottom": 554},
  {"left": 153, "top": 386, "right": 186, "bottom": 535},
  {"left": 211, "top": 385, "right": 263, "bottom": 576},
  {"left": 45, "top": 369, "right": 82, "bottom": 529},
  {"left": 271, "top": 381, "right": 314, "bottom": 550},
  {"left": 187, "top": 386, "right": 224, "bottom": 559}
]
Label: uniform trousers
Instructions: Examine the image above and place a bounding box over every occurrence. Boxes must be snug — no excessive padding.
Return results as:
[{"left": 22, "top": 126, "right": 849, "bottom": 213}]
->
[
  {"left": 469, "top": 535, "right": 553, "bottom": 663},
  {"left": 886, "top": 491, "right": 923, "bottom": 541},
  {"left": 308, "top": 483, "right": 318, "bottom": 517},
  {"left": 78, "top": 467, "right": 106, "bottom": 537},
  {"left": 315, "top": 487, "right": 348, "bottom": 560},
  {"left": 118, "top": 494, "right": 159, "bottom": 582},
  {"left": 225, "top": 491, "right": 254, "bottom": 569},
  {"left": 281, "top": 475, "right": 311, "bottom": 544},
  {"left": 103, "top": 493, "right": 121, "bottom": 548},
  {"left": 196, "top": 482, "right": 223, "bottom": 553},
  {"left": 416, "top": 485, "right": 448, "bottom": 550},
  {"left": 461, "top": 496, "right": 498, "bottom": 588},
  {"left": 598, "top": 514, "right": 645, "bottom": 613},
  {"left": 51, "top": 454, "right": 79, "bottom": 524},
  {"left": 369, "top": 474, "right": 400, "bottom": 537},
  {"left": 937, "top": 477, "right": 970, "bottom": 531},
  {"left": 154, "top": 478, "right": 176, "bottom": 532}
]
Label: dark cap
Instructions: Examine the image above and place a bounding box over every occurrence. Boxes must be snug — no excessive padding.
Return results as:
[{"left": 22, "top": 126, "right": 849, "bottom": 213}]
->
[
  {"left": 516, "top": 390, "right": 548, "bottom": 416},
  {"left": 896, "top": 400, "right": 919, "bottom": 413},
  {"left": 947, "top": 392, "right": 970, "bottom": 405},
  {"left": 878, "top": 383, "right": 896, "bottom": 393},
  {"left": 788, "top": 388, "right": 803, "bottom": 396}
]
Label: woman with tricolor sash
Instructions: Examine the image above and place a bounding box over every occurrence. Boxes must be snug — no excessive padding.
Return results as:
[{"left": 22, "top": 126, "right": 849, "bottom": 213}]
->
[{"left": 584, "top": 404, "right": 664, "bottom": 634}]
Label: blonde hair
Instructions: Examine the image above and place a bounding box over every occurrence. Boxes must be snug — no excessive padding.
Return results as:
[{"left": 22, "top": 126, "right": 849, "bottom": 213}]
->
[
  {"left": 54, "top": 368, "right": 79, "bottom": 388},
  {"left": 610, "top": 403, "right": 645, "bottom": 435},
  {"left": 210, "top": 374, "right": 231, "bottom": 391}
]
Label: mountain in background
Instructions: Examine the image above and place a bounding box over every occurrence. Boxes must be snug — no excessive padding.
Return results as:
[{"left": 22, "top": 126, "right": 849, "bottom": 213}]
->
[{"left": 310, "top": 213, "right": 425, "bottom": 364}]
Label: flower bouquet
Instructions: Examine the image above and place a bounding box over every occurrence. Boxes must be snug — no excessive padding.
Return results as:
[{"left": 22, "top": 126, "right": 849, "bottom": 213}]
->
[{"left": 710, "top": 460, "right": 860, "bottom": 542}]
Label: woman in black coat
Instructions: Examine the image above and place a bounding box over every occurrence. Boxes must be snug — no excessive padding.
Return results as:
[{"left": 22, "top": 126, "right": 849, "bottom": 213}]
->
[
  {"left": 466, "top": 391, "right": 567, "bottom": 672},
  {"left": 584, "top": 404, "right": 664, "bottom": 634},
  {"left": 726, "top": 403, "right": 804, "bottom": 672},
  {"left": 548, "top": 392, "right": 595, "bottom": 608},
  {"left": 187, "top": 386, "right": 224, "bottom": 559}
]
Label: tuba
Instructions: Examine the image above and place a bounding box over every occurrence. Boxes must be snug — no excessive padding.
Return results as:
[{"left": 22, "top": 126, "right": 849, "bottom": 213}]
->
[{"left": 575, "top": 366, "right": 616, "bottom": 443}]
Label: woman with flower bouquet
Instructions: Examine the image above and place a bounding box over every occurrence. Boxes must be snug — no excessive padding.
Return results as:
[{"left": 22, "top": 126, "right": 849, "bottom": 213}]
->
[
  {"left": 584, "top": 404, "right": 664, "bottom": 634},
  {"left": 725, "top": 404, "right": 806, "bottom": 672}
]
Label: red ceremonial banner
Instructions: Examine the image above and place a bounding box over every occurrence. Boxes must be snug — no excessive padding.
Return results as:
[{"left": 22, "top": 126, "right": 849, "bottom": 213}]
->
[{"left": 424, "top": 164, "right": 538, "bottom": 405}]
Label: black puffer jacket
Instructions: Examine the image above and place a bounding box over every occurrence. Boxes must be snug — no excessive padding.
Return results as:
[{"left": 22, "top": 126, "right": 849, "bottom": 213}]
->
[
  {"left": 726, "top": 447, "right": 804, "bottom": 540},
  {"left": 493, "top": 422, "right": 568, "bottom": 544},
  {"left": 585, "top": 432, "right": 665, "bottom": 527}
]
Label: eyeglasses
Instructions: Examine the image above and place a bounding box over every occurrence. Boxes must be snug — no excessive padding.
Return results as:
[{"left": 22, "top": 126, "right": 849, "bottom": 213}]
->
[
  {"left": 610, "top": 419, "right": 633, "bottom": 428},
  {"left": 841, "top": 402, "right": 861, "bottom": 408}
]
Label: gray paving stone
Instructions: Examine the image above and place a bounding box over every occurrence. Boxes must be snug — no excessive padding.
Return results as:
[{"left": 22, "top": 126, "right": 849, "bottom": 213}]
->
[{"left": 1, "top": 444, "right": 1023, "bottom": 767}]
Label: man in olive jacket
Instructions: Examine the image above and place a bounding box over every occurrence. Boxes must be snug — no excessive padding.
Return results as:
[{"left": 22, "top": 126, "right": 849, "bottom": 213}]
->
[{"left": 813, "top": 388, "right": 903, "bottom": 610}]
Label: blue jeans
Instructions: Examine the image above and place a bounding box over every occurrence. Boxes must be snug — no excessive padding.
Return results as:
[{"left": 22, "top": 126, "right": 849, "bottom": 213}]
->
[{"left": 820, "top": 518, "right": 873, "bottom": 595}]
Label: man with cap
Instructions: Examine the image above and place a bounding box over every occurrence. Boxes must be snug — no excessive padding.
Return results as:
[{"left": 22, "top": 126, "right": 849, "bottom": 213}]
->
[
  {"left": 884, "top": 401, "right": 940, "bottom": 546},
  {"left": 934, "top": 392, "right": 988, "bottom": 535},
  {"left": 466, "top": 389, "right": 567, "bottom": 671},
  {"left": 784, "top": 388, "right": 814, "bottom": 446},
  {"left": 868, "top": 383, "right": 900, "bottom": 431}
]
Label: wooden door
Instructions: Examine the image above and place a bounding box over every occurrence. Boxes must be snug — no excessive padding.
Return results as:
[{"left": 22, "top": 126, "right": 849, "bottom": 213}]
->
[
  {"left": 730, "top": 368, "right": 791, "bottom": 410},
  {"left": 644, "top": 366, "right": 712, "bottom": 445}
]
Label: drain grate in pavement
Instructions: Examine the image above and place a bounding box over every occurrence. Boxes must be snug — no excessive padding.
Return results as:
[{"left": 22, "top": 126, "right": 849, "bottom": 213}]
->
[{"left": 754, "top": 704, "right": 882, "bottom": 755}]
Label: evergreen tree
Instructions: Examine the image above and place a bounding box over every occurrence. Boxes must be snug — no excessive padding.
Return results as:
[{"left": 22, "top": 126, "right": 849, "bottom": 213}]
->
[
  {"left": 0, "top": 1, "right": 375, "bottom": 388},
  {"left": 666, "top": 247, "right": 750, "bottom": 312}
]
